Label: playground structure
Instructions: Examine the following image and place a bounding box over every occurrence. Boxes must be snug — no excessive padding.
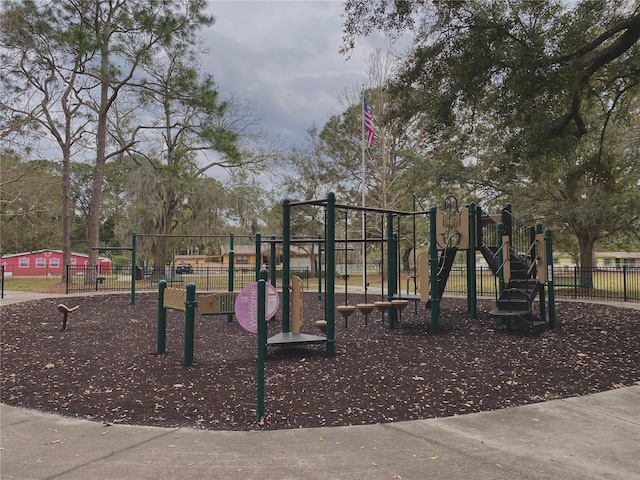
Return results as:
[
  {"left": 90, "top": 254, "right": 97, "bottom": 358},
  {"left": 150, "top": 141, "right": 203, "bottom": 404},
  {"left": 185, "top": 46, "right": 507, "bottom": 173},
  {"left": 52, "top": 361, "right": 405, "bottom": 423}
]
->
[
  {"left": 278, "top": 193, "right": 557, "bottom": 357},
  {"left": 57, "top": 303, "right": 79, "bottom": 331},
  {"left": 156, "top": 273, "right": 324, "bottom": 366},
  {"left": 151, "top": 192, "right": 557, "bottom": 361},
  {"left": 149, "top": 193, "right": 558, "bottom": 422}
]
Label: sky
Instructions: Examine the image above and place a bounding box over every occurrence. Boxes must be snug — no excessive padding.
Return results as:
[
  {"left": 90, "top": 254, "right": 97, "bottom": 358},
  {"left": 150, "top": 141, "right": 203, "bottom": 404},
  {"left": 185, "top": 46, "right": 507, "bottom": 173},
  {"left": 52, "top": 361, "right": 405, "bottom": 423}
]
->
[{"left": 202, "top": 0, "right": 396, "bottom": 147}]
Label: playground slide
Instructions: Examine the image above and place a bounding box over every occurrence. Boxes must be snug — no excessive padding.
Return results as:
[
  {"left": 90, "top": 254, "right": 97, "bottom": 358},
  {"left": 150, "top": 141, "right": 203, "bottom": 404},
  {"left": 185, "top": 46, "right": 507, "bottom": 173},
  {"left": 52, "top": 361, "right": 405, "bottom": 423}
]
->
[{"left": 426, "top": 247, "right": 458, "bottom": 306}]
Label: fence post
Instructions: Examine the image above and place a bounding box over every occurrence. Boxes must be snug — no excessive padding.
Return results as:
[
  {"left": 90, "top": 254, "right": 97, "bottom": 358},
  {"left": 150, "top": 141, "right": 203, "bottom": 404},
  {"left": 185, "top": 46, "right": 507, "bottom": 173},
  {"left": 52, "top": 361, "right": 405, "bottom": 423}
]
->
[
  {"left": 157, "top": 280, "right": 167, "bottom": 354},
  {"left": 623, "top": 265, "right": 627, "bottom": 302}
]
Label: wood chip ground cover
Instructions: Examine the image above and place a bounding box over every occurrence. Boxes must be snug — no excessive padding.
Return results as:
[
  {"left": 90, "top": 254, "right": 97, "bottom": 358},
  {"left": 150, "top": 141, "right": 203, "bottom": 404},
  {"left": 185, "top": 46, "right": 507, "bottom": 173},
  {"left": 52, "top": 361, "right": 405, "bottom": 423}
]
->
[{"left": 1, "top": 294, "right": 638, "bottom": 431}]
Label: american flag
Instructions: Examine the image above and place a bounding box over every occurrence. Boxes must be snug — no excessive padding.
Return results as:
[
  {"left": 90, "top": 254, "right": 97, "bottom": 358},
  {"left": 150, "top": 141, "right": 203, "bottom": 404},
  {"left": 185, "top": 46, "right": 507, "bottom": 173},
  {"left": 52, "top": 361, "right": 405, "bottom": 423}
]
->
[{"left": 363, "top": 96, "right": 374, "bottom": 147}]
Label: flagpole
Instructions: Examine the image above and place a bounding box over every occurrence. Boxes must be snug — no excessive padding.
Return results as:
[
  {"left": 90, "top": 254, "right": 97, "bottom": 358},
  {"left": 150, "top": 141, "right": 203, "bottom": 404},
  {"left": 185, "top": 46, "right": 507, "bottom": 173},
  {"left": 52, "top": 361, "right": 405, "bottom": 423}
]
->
[{"left": 361, "top": 89, "right": 366, "bottom": 291}]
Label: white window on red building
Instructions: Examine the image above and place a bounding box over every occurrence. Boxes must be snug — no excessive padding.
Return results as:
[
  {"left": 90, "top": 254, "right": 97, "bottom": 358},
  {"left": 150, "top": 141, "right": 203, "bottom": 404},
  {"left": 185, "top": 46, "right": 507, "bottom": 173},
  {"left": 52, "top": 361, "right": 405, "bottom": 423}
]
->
[
  {"left": 50, "top": 258, "right": 60, "bottom": 267},
  {"left": 36, "top": 258, "right": 46, "bottom": 268},
  {"left": 19, "top": 258, "right": 29, "bottom": 268}
]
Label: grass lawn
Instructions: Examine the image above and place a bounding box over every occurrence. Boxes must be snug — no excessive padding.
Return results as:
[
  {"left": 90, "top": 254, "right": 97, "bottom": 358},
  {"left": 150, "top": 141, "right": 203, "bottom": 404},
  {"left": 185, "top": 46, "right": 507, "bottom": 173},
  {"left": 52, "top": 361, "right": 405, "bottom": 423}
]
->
[{"left": 1, "top": 275, "right": 66, "bottom": 293}]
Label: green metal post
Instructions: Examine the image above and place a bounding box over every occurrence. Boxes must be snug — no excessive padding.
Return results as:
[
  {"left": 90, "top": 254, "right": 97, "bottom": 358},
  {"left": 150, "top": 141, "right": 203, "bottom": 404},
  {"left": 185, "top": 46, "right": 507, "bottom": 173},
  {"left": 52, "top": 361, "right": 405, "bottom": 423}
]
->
[
  {"left": 255, "top": 232, "right": 262, "bottom": 282},
  {"left": 282, "top": 199, "right": 291, "bottom": 332},
  {"left": 387, "top": 219, "right": 397, "bottom": 328},
  {"left": 502, "top": 203, "right": 512, "bottom": 244},
  {"left": 184, "top": 282, "right": 197, "bottom": 366},
  {"left": 429, "top": 205, "right": 439, "bottom": 333},
  {"left": 468, "top": 203, "right": 477, "bottom": 319},
  {"left": 325, "top": 192, "right": 336, "bottom": 356},
  {"left": 317, "top": 234, "right": 323, "bottom": 300},
  {"left": 536, "top": 224, "right": 546, "bottom": 323},
  {"left": 545, "top": 229, "right": 556, "bottom": 328},
  {"left": 131, "top": 231, "right": 137, "bottom": 305},
  {"left": 270, "top": 235, "right": 277, "bottom": 287},
  {"left": 256, "top": 269, "right": 267, "bottom": 423},
  {"left": 157, "top": 279, "right": 167, "bottom": 354},
  {"left": 497, "top": 222, "right": 505, "bottom": 295},
  {"left": 227, "top": 233, "right": 235, "bottom": 323}
]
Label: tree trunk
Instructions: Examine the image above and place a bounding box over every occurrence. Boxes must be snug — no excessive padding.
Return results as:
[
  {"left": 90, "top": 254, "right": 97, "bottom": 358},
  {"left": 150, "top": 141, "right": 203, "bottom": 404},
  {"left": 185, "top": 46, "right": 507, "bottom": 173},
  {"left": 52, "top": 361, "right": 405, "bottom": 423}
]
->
[
  {"left": 153, "top": 235, "right": 170, "bottom": 273},
  {"left": 152, "top": 201, "right": 179, "bottom": 273},
  {"left": 577, "top": 234, "right": 597, "bottom": 287},
  {"left": 402, "top": 246, "right": 413, "bottom": 272},
  {"left": 86, "top": 39, "right": 111, "bottom": 284}
]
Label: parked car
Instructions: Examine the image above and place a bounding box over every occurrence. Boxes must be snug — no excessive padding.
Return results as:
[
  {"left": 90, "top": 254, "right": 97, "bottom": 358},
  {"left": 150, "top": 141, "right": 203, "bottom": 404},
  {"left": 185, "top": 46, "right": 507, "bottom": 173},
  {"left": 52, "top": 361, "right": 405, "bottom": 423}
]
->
[{"left": 175, "top": 263, "right": 193, "bottom": 274}]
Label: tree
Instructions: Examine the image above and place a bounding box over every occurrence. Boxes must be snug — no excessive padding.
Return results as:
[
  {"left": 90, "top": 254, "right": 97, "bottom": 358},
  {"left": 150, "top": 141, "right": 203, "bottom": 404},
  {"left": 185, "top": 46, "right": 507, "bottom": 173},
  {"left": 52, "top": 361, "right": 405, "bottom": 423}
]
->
[
  {"left": 0, "top": 152, "right": 62, "bottom": 254},
  {"left": 319, "top": 50, "right": 444, "bottom": 270},
  {"left": 277, "top": 125, "right": 341, "bottom": 272},
  {"left": 1, "top": 0, "right": 219, "bottom": 281},
  {"left": 109, "top": 29, "right": 243, "bottom": 268},
  {"left": 1, "top": 0, "right": 95, "bottom": 280},
  {"left": 342, "top": 0, "right": 640, "bottom": 268}
]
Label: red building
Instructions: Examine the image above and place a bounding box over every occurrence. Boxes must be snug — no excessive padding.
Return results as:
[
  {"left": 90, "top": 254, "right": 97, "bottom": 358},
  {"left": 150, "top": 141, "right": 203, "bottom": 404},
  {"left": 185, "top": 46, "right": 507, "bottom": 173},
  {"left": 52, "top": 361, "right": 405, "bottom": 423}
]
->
[{"left": 1, "top": 250, "right": 112, "bottom": 276}]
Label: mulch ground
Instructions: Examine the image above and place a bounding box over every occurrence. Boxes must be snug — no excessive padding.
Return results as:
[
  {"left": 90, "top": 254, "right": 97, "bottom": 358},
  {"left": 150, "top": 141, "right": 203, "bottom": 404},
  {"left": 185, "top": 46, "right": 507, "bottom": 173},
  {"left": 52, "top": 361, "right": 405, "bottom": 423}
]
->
[{"left": 1, "top": 293, "right": 639, "bottom": 431}]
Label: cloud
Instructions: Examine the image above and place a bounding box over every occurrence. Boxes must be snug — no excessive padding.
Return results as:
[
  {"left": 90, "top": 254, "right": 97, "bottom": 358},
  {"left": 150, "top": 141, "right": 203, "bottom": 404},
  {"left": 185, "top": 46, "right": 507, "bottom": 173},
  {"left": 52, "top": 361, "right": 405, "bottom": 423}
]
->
[{"left": 202, "top": 0, "right": 393, "bottom": 145}]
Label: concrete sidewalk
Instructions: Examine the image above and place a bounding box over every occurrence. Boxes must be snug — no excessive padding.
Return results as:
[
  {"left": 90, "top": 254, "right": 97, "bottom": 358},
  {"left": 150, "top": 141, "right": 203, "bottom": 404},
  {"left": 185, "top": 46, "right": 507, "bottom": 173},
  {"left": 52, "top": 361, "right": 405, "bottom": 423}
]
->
[
  {"left": 0, "top": 290, "right": 131, "bottom": 306},
  {"left": 2, "top": 386, "right": 639, "bottom": 480}
]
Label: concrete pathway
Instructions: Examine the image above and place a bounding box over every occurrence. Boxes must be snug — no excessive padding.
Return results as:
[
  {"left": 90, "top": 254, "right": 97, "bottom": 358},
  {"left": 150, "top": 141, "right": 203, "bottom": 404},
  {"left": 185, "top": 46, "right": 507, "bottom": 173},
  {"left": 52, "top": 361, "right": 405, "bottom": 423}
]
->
[
  {"left": 2, "top": 387, "right": 639, "bottom": 480},
  {"left": 2, "top": 291, "right": 639, "bottom": 479}
]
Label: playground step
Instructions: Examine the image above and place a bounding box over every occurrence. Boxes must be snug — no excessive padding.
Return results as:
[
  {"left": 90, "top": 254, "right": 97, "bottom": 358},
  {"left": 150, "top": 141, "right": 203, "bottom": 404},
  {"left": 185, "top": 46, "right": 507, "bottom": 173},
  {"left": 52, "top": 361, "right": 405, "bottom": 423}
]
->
[
  {"left": 496, "top": 299, "right": 530, "bottom": 311},
  {"left": 496, "top": 280, "right": 539, "bottom": 312},
  {"left": 515, "top": 315, "right": 547, "bottom": 335},
  {"left": 488, "top": 310, "right": 546, "bottom": 335}
]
